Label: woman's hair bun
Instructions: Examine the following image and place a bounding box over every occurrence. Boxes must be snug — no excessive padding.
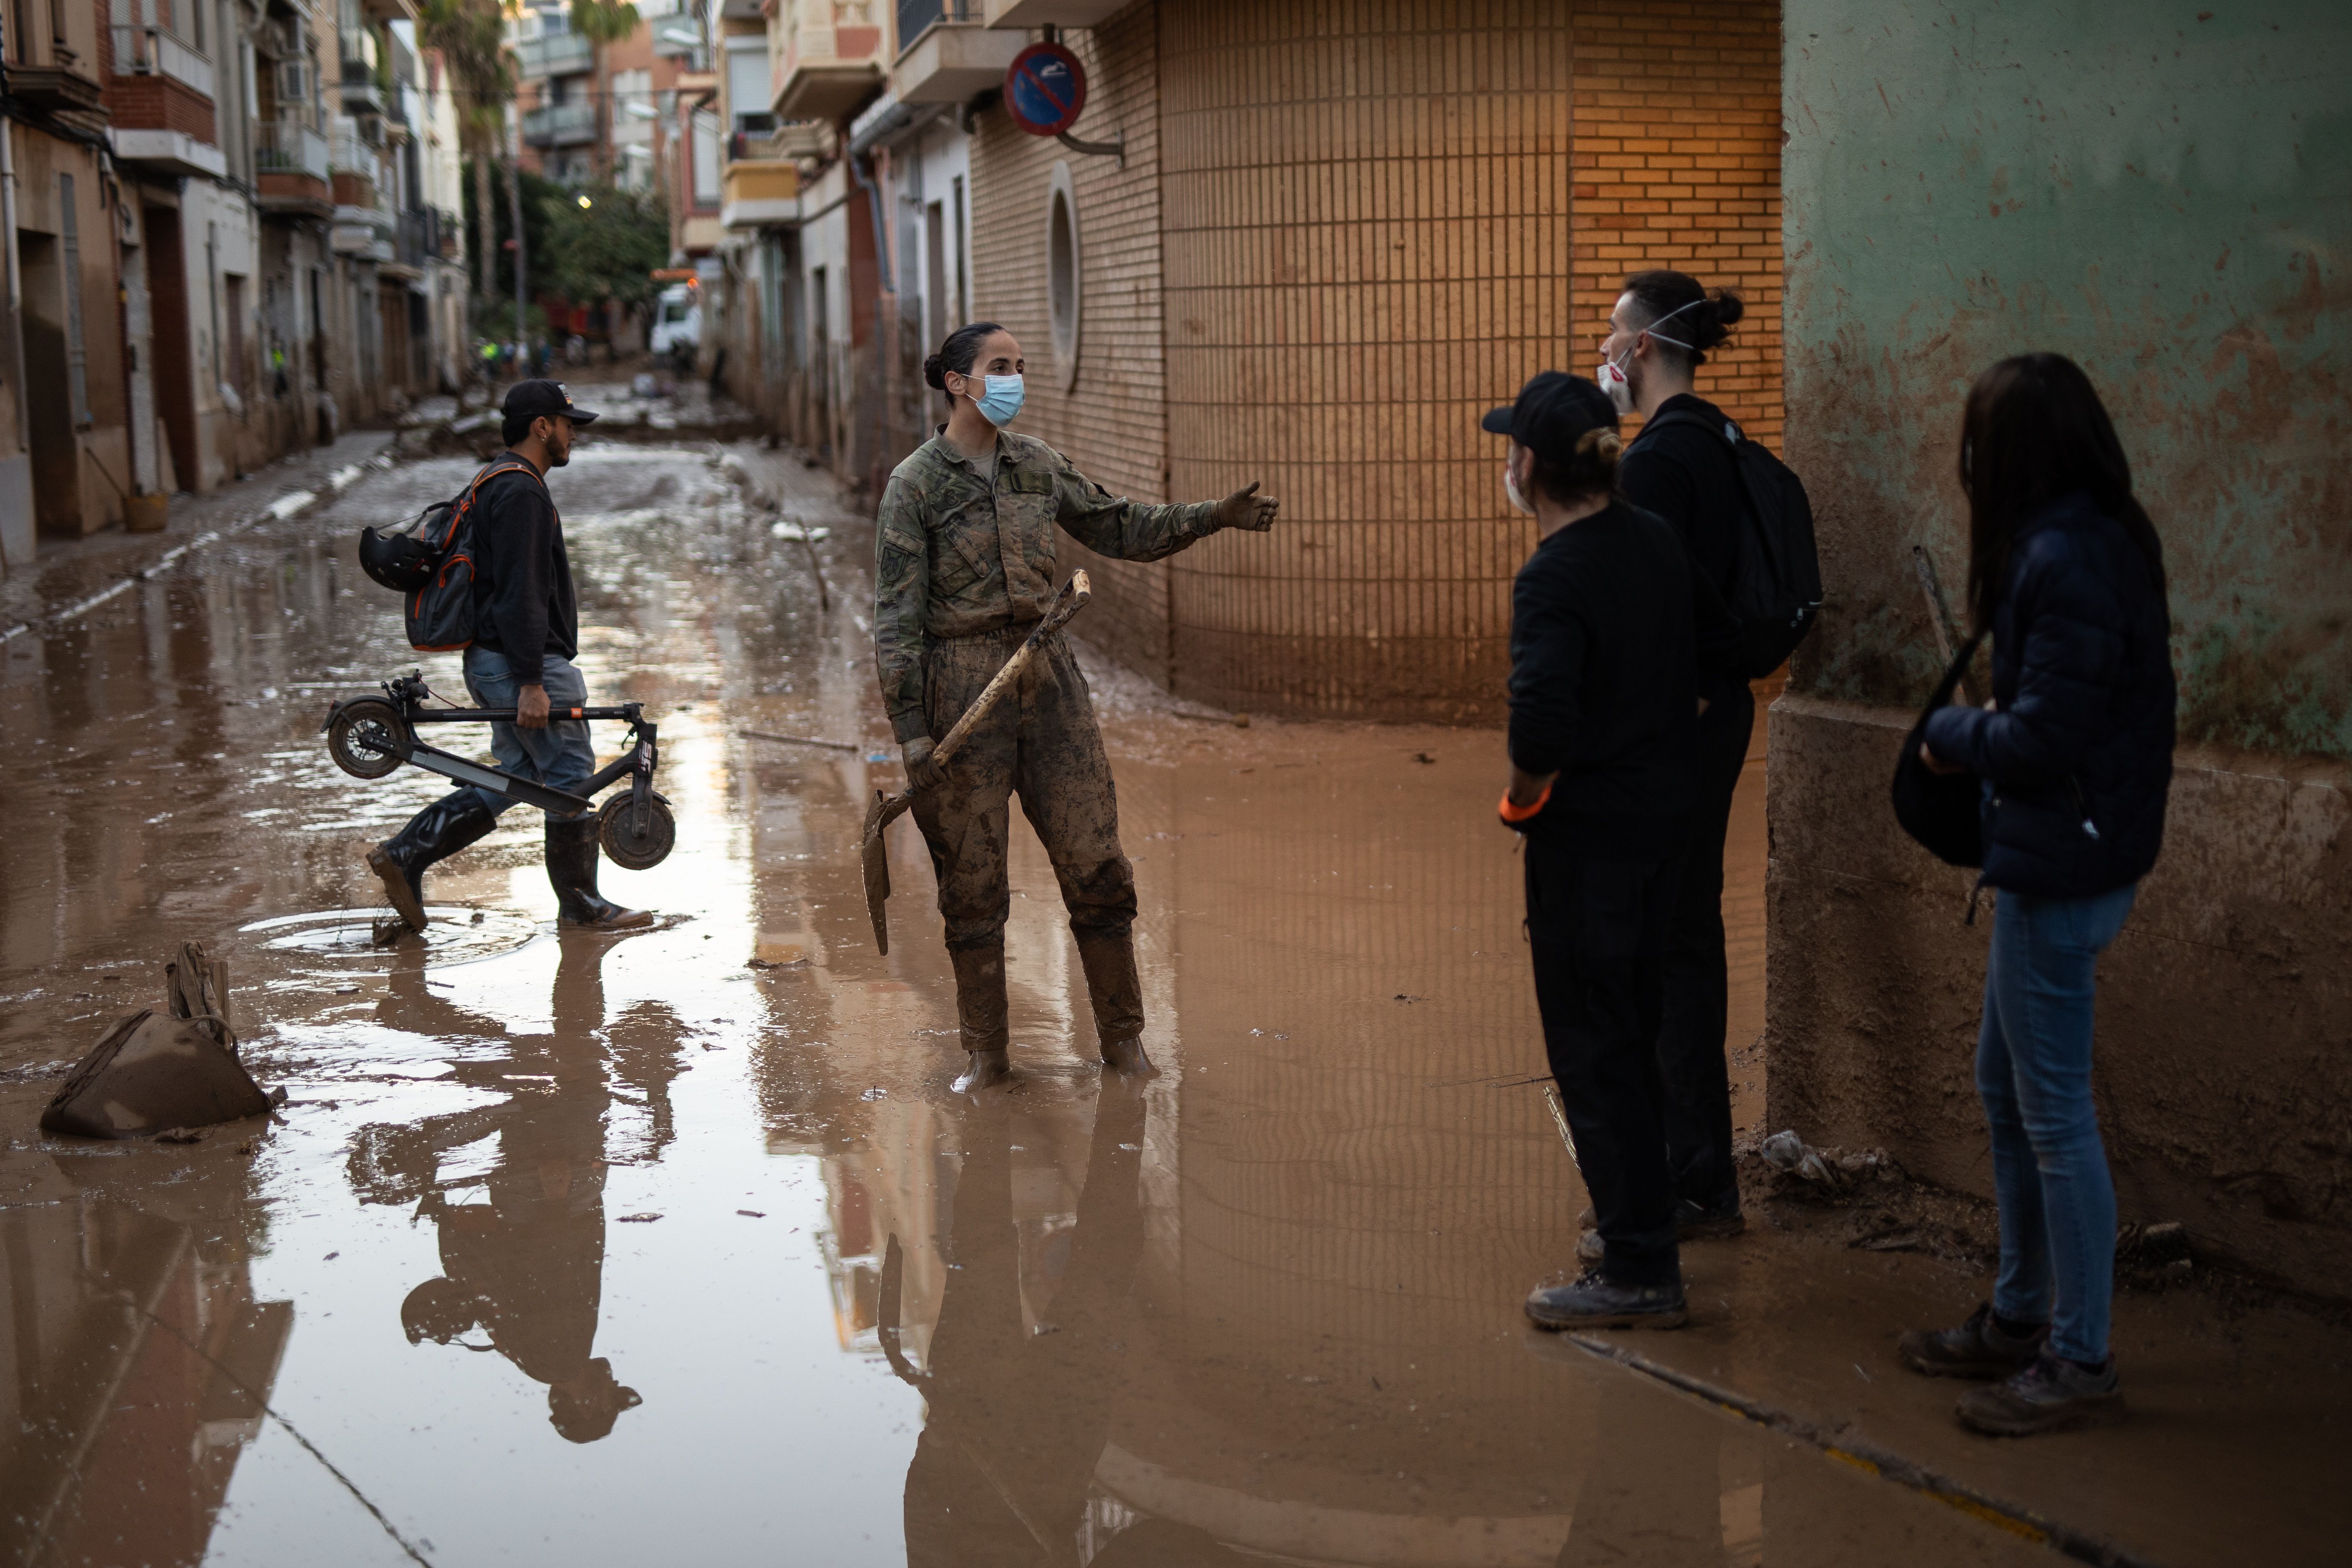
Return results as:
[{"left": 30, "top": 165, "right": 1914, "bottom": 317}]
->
[
  {"left": 922, "top": 352, "right": 948, "bottom": 392},
  {"left": 1709, "top": 289, "right": 1745, "bottom": 330}
]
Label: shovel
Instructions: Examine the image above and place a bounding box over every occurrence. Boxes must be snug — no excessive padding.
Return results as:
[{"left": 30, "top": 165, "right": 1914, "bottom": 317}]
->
[{"left": 862, "top": 571, "right": 1092, "bottom": 954}]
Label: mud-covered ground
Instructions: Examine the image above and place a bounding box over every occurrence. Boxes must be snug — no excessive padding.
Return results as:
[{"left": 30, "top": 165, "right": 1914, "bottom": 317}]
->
[{"left": 0, "top": 420, "right": 2342, "bottom": 1567}]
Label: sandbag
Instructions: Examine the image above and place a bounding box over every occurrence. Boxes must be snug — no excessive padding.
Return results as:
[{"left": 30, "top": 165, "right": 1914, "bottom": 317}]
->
[{"left": 40, "top": 942, "right": 272, "bottom": 1140}]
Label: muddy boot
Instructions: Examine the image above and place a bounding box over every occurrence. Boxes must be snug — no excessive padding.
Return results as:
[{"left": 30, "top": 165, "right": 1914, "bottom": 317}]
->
[
  {"left": 949, "top": 942, "right": 1012, "bottom": 1092},
  {"left": 544, "top": 814, "right": 654, "bottom": 930},
  {"left": 1073, "top": 928, "right": 1154, "bottom": 1076},
  {"left": 367, "top": 790, "right": 498, "bottom": 932}
]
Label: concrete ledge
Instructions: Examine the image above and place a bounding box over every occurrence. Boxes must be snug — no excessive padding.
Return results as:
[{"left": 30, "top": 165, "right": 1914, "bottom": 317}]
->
[{"left": 1764, "top": 693, "right": 2352, "bottom": 1297}]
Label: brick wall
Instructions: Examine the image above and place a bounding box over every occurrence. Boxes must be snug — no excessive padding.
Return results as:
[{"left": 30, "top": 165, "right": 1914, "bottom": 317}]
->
[
  {"left": 967, "top": 1, "right": 1176, "bottom": 685},
  {"left": 106, "top": 76, "right": 219, "bottom": 144},
  {"left": 1569, "top": 0, "right": 1782, "bottom": 448}
]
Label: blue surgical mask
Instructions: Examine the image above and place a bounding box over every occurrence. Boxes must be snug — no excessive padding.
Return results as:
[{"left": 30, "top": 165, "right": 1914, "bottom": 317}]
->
[{"left": 971, "top": 373, "right": 1025, "bottom": 427}]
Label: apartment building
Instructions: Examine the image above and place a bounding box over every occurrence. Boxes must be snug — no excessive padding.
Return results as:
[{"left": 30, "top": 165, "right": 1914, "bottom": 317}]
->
[{"left": 0, "top": 0, "right": 466, "bottom": 577}]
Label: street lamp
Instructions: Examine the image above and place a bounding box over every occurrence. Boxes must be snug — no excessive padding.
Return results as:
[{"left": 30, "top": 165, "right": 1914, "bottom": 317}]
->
[{"left": 577, "top": 194, "right": 593, "bottom": 209}]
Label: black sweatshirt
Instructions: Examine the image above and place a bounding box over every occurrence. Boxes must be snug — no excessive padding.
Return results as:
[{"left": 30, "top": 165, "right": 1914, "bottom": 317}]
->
[
  {"left": 1507, "top": 499, "right": 1735, "bottom": 857},
  {"left": 469, "top": 453, "right": 577, "bottom": 686},
  {"left": 1617, "top": 392, "right": 1748, "bottom": 703}
]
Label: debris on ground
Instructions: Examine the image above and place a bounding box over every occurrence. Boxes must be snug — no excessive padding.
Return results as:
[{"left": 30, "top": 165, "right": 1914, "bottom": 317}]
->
[
  {"left": 40, "top": 941, "right": 275, "bottom": 1139},
  {"left": 1755, "top": 1127, "right": 1898, "bottom": 1189}
]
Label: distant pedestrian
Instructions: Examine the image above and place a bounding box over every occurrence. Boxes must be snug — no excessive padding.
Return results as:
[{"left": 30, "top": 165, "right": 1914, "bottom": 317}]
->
[
  {"left": 1489, "top": 372, "right": 1736, "bottom": 1330},
  {"left": 1598, "top": 268, "right": 1759, "bottom": 1245},
  {"left": 1902, "top": 354, "right": 2174, "bottom": 1435}
]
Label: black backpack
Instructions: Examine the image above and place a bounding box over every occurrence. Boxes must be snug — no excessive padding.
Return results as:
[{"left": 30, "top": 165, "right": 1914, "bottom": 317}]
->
[
  {"left": 357, "top": 459, "right": 540, "bottom": 653},
  {"left": 1638, "top": 409, "right": 1822, "bottom": 678}
]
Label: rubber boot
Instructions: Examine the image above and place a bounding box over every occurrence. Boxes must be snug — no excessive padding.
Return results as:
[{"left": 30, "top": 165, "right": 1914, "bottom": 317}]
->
[
  {"left": 544, "top": 813, "right": 654, "bottom": 930},
  {"left": 1074, "top": 928, "right": 1154, "bottom": 1076},
  {"left": 949, "top": 942, "right": 1012, "bottom": 1092},
  {"left": 367, "top": 790, "right": 498, "bottom": 932}
]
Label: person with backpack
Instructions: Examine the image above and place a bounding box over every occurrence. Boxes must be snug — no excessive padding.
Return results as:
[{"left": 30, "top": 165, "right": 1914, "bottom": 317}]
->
[
  {"left": 365, "top": 380, "right": 653, "bottom": 935},
  {"left": 1597, "top": 269, "right": 1819, "bottom": 1246},
  {"left": 1900, "top": 355, "right": 2174, "bottom": 1435}
]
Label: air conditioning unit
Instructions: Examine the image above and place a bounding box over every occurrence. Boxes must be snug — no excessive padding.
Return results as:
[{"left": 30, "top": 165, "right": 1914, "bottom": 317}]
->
[{"left": 278, "top": 57, "right": 312, "bottom": 107}]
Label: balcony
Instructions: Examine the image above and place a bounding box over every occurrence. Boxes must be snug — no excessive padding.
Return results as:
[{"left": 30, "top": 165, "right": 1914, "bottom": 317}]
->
[
  {"left": 523, "top": 99, "right": 598, "bottom": 147},
  {"left": 514, "top": 31, "right": 594, "bottom": 79},
  {"left": 774, "top": 5, "right": 886, "bottom": 122},
  {"left": 255, "top": 118, "right": 335, "bottom": 214},
  {"left": 981, "top": 0, "right": 1131, "bottom": 22},
  {"left": 340, "top": 57, "right": 387, "bottom": 117},
  {"left": 891, "top": 3, "right": 1020, "bottom": 105},
  {"left": 113, "top": 127, "right": 227, "bottom": 178},
  {"left": 730, "top": 121, "right": 830, "bottom": 163},
  {"left": 720, "top": 159, "right": 800, "bottom": 230},
  {"left": 112, "top": 23, "right": 214, "bottom": 98}
]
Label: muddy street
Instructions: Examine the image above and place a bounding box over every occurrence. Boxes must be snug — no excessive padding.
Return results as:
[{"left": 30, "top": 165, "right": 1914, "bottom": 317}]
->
[{"left": 0, "top": 436, "right": 2328, "bottom": 1568}]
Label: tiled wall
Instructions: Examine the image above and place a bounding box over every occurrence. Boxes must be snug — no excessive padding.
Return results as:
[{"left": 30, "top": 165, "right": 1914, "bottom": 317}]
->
[{"left": 968, "top": 1, "right": 1178, "bottom": 686}]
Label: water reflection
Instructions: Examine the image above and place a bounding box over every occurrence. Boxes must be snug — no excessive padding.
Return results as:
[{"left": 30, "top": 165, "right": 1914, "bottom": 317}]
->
[{"left": 347, "top": 935, "right": 681, "bottom": 1444}]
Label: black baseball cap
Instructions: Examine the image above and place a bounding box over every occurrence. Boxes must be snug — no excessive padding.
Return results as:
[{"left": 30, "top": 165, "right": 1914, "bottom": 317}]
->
[
  {"left": 502, "top": 378, "right": 599, "bottom": 426},
  {"left": 1481, "top": 371, "right": 1615, "bottom": 460}
]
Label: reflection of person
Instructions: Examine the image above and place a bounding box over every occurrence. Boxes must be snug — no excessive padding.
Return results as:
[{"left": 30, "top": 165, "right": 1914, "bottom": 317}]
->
[
  {"left": 1903, "top": 355, "right": 2174, "bottom": 1436},
  {"left": 893, "top": 1078, "right": 1158, "bottom": 1564},
  {"left": 873, "top": 323, "right": 1279, "bottom": 1091},
  {"left": 1486, "top": 373, "right": 1733, "bottom": 1332},
  {"left": 366, "top": 378, "right": 651, "bottom": 935},
  {"left": 355, "top": 934, "right": 679, "bottom": 1442}
]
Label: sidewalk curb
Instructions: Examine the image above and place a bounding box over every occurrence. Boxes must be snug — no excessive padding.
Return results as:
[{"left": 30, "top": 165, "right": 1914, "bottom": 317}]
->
[
  {"left": 0, "top": 453, "right": 395, "bottom": 646},
  {"left": 1562, "top": 1334, "right": 2161, "bottom": 1568}
]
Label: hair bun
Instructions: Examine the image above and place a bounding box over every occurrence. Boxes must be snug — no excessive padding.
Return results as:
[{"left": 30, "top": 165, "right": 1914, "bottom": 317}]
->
[
  {"left": 1709, "top": 289, "right": 1746, "bottom": 329},
  {"left": 922, "top": 352, "right": 948, "bottom": 391}
]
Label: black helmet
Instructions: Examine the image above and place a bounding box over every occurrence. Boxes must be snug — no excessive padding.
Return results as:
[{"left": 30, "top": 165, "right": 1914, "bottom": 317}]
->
[{"left": 360, "top": 509, "right": 447, "bottom": 592}]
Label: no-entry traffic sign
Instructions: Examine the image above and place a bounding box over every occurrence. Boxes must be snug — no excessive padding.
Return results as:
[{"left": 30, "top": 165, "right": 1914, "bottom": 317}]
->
[{"left": 1004, "top": 42, "right": 1086, "bottom": 137}]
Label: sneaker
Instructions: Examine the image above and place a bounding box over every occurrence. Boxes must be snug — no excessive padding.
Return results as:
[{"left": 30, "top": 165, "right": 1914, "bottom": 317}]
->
[
  {"left": 1524, "top": 1270, "right": 1688, "bottom": 1331},
  {"left": 1899, "top": 1302, "right": 2049, "bottom": 1379},
  {"left": 1955, "top": 1349, "right": 2124, "bottom": 1436}
]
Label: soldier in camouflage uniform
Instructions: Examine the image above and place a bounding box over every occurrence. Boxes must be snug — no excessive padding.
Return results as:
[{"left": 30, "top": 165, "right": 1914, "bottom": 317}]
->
[{"left": 877, "top": 323, "right": 1279, "bottom": 1091}]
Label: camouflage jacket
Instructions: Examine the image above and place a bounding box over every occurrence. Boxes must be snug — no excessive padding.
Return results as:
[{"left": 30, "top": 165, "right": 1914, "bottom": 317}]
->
[{"left": 873, "top": 430, "right": 1219, "bottom": 742}]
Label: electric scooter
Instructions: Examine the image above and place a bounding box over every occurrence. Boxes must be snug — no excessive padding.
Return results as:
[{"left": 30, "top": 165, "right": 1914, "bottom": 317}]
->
[{"left": 320, "top": 671, "right": 676, "bottom": 870}]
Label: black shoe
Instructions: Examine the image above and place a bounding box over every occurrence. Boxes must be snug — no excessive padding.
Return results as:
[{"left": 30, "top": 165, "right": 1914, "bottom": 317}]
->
[
  {"left": 1899, "top": 1302, "right": 2049, "bottom": 1379},
  {"left": 1956, "top": 1349, "right": 2124, "bottom": 1436},
  {"left": 1525, "top": 1270, "right": 1688, "bottom": 1331},
  {"left": 953, "top": 1048, "right": 1013, "bottom": 1093},
  {"left": 368, "top": 791, "right": 498, "bottom": 931},
  {"left": 1099, "top": 1035, "right": 1158, "bottom": 1078},
  {"left": 544, "top": 814, "right": 654, "bottom": 930},
  {"left": 1674, "top": 1193, "right": 1747, "bottom": 1239}
]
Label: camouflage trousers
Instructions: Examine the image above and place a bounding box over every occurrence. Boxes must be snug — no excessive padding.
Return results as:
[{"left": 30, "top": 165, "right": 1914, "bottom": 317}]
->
[{"left": 912, "top": 624, "right": 1142, "bottom": 1048}]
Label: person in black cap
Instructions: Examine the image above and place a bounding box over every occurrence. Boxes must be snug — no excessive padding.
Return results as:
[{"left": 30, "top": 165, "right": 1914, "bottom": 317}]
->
[
  {"left": 366, "top": 380, "right": 653, "bottom": 932},
  {"left": 1485, "top": 372, "right": 1734, "bottom": 1331}
]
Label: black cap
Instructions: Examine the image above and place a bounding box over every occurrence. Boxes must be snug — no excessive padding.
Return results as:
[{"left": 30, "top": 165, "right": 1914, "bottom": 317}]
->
[
  {"left": 501, "top": 378, "right": 599, "bottom": 426},
  {"left": 1480, "top": 371, "right": 1615, "bottom": 461}
]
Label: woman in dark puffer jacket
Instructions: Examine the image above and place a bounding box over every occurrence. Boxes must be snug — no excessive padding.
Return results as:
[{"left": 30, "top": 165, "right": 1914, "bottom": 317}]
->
[{"left": 1900, "top": 354, "right": 2176, "bottom": 1437}]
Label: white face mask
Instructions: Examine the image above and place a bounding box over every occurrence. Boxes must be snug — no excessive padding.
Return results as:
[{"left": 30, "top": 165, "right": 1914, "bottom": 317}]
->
[{"left": 1504, "top": 458, "right": 1537, "bottom": 516}]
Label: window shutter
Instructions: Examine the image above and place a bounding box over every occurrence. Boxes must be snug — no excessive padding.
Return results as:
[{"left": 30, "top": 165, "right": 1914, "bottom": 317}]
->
[{"left": 60, "top": 174, "right": 90, "bottom": 428}]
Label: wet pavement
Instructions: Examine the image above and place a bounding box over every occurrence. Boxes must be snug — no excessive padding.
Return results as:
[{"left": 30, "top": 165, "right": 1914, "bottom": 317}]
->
[{"left": 0, "top": 434, "right": 2339, "bottom": 1566}]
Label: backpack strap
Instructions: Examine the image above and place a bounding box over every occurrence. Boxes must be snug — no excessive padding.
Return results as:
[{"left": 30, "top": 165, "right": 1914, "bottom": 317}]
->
[
  {"left": 430, "top": 461, "right": 543, "bottom": 550},
  {"left": 1633, "top": 407, "right": 1743, "bottom": 448}
]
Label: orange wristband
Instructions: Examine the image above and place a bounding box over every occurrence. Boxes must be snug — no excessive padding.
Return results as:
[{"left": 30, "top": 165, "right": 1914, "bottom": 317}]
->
[{"left": 1498, "top": 782, "right": 1552, "bottom": 824}]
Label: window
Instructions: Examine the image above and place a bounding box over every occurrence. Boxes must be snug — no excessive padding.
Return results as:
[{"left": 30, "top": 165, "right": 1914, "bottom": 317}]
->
[
  {"left": 1044, "top": 161, "right": 1080, "bottom": 388},
  {"left": 59, "top": 175, "right": 88, "bottom": 425},
  {"left": 690, "top": 108, "right": 720, "bottom": 208},
  {"left": 951, "top": 174, "right": 968, "bottom": 328}
]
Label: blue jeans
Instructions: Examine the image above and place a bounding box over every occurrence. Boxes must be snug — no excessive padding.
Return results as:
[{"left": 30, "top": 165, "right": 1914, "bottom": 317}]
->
[
  {"left": 461, "top": 646, "right": 596, "bottom": 818},
  {"left": 1978, "top": 882, "right": 2137, "bottom": 1364}
]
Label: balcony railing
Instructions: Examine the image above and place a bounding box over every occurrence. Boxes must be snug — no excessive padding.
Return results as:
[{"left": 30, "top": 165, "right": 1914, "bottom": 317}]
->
[
  {"left": 894, "top": 0, "right": 977, "bottom": 53},
  {"left": 255, "top": 117, "right": 331, "bottom": 181},
  {"left": 514, "top": 31, "right": 594, "bottom": 78},
  {"left": 396, "top": 209, "right": 430, "bottom": 267},
  {"left": 112, "top": 24, "right": 214, "bottom": 98},
  {"left": 523, "top": 100, "right": 597, "bottom": 146}
]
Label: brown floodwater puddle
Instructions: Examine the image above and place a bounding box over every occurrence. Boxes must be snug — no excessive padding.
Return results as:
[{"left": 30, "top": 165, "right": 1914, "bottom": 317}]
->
[{"left": 0, "top": 448, "right": 2043, "bottom": 1566}]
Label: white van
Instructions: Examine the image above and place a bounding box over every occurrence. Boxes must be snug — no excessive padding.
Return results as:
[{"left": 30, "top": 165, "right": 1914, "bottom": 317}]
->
[{"left": 649, "top": 284, "right": 701, "bottom": 362}]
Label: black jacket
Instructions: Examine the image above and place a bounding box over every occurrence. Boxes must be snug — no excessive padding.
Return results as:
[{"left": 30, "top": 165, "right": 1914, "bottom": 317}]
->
[
  {"left": 1924, "top": 493, "right": 2175, "bottom": 897},
  {"left": 470, "top": 453, "right": 577, "bottom": 686},
  {"left": 1507, "top": 500, "right": 1735, "bottom": 858},
  {"left": 1618, "top": 392, "right": 1746, "bottom": 701}
]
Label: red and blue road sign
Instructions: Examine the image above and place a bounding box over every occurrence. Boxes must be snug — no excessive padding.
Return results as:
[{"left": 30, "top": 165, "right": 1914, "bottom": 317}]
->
[{"left": 1004, "top": 42, "right": 1087, "bottom": 138}]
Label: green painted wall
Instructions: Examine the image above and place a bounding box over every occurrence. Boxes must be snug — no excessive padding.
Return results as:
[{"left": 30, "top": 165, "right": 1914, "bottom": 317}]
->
[{"left": 1782, "top": 1, "right": 2350, "bottom": 758}]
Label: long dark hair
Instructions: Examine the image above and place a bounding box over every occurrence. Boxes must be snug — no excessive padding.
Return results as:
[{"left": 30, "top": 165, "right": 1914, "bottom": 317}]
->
[
  {"left": 1959, "top": 353, "right": 2165, "bottom": 632},
  {"left": 923, "top": 321, "right": 1005, "bottom": 406}
]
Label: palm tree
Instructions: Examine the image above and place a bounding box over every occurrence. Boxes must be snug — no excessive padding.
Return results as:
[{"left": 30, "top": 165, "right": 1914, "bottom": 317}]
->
[
  {"left": 418, "top": 0, "right": 515, "bottom": 313},
  {"left": 569, "top": 0, "right": 640, "bottom": 185}
]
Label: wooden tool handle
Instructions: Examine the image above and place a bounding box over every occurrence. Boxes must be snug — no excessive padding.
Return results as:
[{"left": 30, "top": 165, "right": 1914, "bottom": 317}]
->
[{"left": 931, "top": 571, "right": 1091, "bottom": 770}]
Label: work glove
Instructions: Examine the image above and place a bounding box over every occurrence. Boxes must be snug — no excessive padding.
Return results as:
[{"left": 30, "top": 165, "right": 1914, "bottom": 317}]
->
[
  {"left": 902, "top": 735, "right": 946, "bottom": 793},
  {"left": 1211, "top": 481, "right": 1280, "bottom": 533}
]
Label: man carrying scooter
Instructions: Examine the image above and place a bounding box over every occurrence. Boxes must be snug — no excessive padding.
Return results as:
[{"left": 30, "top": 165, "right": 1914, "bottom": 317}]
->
[{"left": 368, "top": 380, "right": 652, "bottom": 934}]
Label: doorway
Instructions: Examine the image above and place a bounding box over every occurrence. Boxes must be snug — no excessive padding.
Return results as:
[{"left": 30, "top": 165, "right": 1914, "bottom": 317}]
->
[{"left": 144, "top": 206, "right": 199, "bottom": 490}]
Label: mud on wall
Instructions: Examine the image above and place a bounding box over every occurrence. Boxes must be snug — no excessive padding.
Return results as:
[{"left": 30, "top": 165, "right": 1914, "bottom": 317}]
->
[
  {"left": 1782, "top": 0, "right": 2351, "bottom": 757},
  {"left": 1773, "top": 2, "right": 2352, "bottom": 1295}
]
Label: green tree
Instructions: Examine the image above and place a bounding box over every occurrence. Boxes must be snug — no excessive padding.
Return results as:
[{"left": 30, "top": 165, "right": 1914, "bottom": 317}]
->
[{"left": 541, "top": 183, "right": 668, "bottom": 313}]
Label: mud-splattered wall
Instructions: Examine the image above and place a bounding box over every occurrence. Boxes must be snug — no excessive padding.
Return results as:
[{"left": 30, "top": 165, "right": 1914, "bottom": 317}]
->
[
  {"left": 1770, "top": 1, "right": 2352, "bottom": 1298},
  {"left": 1782, "top": 1, "right": 2351, "bottom": 757}
]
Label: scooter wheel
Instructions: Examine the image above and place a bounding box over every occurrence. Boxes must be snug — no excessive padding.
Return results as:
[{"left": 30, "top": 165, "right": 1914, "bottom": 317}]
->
[
  {"left": 328, "top": 698, "right": 407, "bottom": 779},
  {"left": 599, "top": 792, "right": 675, "bottom": 870}
]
